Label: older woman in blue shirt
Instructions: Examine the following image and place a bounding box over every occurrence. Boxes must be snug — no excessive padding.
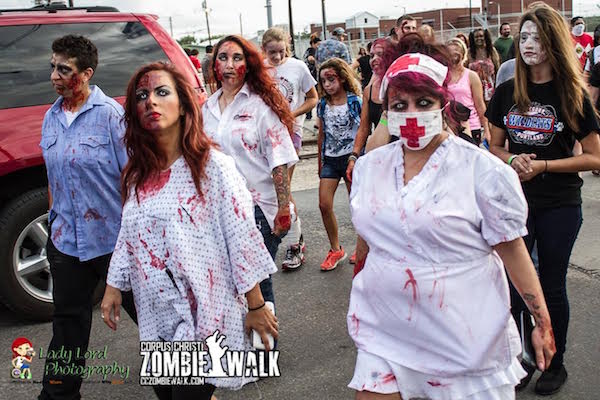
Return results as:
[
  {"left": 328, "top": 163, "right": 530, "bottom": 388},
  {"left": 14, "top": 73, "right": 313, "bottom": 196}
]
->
[{"left": 38, "top": 34, "right": 136, "bottom": 400}]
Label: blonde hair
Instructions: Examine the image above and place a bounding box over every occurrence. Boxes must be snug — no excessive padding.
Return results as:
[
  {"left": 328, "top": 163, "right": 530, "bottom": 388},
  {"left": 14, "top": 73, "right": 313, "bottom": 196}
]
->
[
  {"left": 446, "top": 38, "right": 468, "bottom": 65},
  {"left": 317, "top": 58, "right": 361, "bottom": 99},
  {"left": 514, "top": 3, "right": 588, "bottom": 131},
  {"left": 419, "top": 25, "right": 435, "bottom": 43},
  {"left": 262, "top": 27, "right": 291, "bottom": 57}
]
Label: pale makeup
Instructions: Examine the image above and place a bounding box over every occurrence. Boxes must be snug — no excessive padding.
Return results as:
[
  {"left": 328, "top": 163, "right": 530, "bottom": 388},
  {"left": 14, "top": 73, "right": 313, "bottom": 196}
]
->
[
  {"left": 135, "top": 70, "right": 182, "bottom": 132},
  {"left": 264, "top": 40, "right": 287, "bottom": 67},
  {"left": 214, "top": 41, "right": 247, "bottom": 88},
  {"left": 519, "top": 21, "right": 547, "bottom": 66}
]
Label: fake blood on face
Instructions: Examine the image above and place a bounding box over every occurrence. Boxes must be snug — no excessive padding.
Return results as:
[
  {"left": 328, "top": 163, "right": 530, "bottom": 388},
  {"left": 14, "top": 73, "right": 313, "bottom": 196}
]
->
[{"left": 61, "top": 74, "right": 85, "bottom": 112}]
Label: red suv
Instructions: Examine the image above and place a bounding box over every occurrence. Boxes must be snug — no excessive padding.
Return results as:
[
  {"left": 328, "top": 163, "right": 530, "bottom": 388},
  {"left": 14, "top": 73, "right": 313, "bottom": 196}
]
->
[{"left": 0, "top": 5, "right": 206, "bottom": 320}]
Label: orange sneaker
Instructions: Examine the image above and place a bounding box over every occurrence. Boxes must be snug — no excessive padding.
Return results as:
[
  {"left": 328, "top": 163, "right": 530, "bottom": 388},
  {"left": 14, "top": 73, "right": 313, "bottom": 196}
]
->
[
  {"left": 349, "top": 251, "right": 356, "bottom": 264},
  {"left": 320, "top": 247, "right": 346, "bottom": 271}
]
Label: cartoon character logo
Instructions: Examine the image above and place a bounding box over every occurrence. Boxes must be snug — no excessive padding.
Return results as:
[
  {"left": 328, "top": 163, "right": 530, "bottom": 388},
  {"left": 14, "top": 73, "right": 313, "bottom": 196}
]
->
[{"left": 11, "top": 337, "right": 35, "bottom": 380}]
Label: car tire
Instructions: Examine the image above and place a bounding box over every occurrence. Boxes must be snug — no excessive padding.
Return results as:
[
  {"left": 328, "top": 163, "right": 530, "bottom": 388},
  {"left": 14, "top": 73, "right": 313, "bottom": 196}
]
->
[
  {"left": 0, "top": 187, "right": 54, "bottom": 321},
  {"left": 0, "top": 187, "right": 106, "bottom": 321}
]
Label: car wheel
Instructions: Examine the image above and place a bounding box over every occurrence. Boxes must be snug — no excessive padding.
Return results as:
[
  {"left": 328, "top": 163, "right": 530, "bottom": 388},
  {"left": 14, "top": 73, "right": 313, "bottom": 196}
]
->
[{"left": 0, "top": 187, "right": 54, "bottom": 321}]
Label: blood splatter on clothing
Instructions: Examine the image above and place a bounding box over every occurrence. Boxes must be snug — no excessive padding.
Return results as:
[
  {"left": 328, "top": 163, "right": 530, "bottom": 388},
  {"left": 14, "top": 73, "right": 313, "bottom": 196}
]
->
[{"left": 107, "top": 150, "right": 276, "bottom": 389}]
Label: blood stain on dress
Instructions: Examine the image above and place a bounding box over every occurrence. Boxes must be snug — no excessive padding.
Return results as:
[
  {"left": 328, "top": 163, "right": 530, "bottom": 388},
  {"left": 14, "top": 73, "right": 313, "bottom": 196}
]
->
[
  {"left": 52, "top": 223, "right": 64, "bottom": 241},
  {"left": 138, "top": 169, "right": 172, "bottom": 202},
  {"left": 381, "top": 373, "right": 396, "bottom": 384},
  {"left": 148, "top": 249, "right": 166, "bottom": 270},
  {"left": 231, "top": 196, "right": 247, "bottom": 220},
  {"left": 427, "top": 380, "right": 450, "bottom": 387},
  {"left": 186, "top": 286, "right": 197, "bottom": 314},
  {"left": 208, "top": 269, "right": 215, "bottom": 290},
  {"left": 241, "top": 130, "right": 258, "bottom": 151},
  {"left": 266, "top": 126, "right": 283, "bottom": 148},
  {"left": 404, "top": 268, "right": 419, "bottom": 321},
  {"left": 351, "top": 313, "right": 360, "bottom": 336}
]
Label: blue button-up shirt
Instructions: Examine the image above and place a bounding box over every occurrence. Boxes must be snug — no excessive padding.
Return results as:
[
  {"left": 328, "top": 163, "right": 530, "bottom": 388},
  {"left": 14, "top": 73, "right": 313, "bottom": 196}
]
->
[{"left": 40, "top": 86, "right": 127, "bottom": 261}]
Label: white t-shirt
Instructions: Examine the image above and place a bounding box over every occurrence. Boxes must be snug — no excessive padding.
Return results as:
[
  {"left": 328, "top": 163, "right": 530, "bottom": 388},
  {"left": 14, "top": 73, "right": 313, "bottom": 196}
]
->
[
  {"left": 107, "top": 151, "right": 277, "bottom": 389},
  {"left": 348, "top": 135, "right": 527, "bottom": 380},
  {"left": 63, "top": 109, "right": 79, "bottom": 127},
  {"left": 271, "top": 58, "right": 317, "bottom": 137},
  {"left": 202, "top": 83, "right": 299, "bottom": 229}
]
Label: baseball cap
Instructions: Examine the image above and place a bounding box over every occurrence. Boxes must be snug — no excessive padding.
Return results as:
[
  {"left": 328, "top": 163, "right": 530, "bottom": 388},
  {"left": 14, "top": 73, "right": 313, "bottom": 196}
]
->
[{"left": 333, "top": 27, "right": 346, "bottom": 36}]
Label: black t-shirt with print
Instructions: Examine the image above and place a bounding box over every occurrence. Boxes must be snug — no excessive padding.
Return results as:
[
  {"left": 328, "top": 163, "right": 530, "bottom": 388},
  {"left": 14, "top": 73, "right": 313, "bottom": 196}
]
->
[{"left": 486, "top": 79, "right": 600, "bottom": 209}]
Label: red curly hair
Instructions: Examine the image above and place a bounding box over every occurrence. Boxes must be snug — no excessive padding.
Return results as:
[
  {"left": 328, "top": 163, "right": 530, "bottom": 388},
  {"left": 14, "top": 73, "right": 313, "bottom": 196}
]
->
[
  {"left": 212, "top": 35, "right": 295, "bottom": 136},
  {"left": 121, "top": 61, "right": 214, "bottom": 204}
]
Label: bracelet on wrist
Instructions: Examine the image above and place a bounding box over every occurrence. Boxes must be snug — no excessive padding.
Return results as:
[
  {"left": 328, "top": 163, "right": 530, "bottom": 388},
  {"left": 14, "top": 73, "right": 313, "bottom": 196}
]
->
[
  {"left": 507, "top": 155, "right": 517, "bottom": 166},
  {"left": 248, "top": 302, "right": 265, "bottom": 312},
  {"left": 348, "top": 154, "right": 358, "bottom": 162}
]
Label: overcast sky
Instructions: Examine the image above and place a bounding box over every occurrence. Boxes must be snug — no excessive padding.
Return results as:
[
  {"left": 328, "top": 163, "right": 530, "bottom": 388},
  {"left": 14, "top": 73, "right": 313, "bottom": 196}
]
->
[{"left": 4, "top": 0, "right": 594, "bottom": 39}]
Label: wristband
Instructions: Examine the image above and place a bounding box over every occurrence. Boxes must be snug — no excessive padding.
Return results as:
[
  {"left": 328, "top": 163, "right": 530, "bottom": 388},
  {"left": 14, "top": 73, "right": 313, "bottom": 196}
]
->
[
  {"left": 507, "top": 155, "right": 517, "bottom": 165},
  {"left": 248, "top": 302, "right": 265, "bottom": 311},
  {"left": 379, "top": 117, "right": 388, "bottom": 127},
  {"left": 348, "top": 155, "right": 358, "bottom": 162}
]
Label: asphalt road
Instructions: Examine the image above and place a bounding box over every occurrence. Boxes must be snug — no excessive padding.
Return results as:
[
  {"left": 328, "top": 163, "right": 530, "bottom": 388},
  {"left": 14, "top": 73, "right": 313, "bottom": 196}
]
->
[{"left": 1, "top": 157, "right": 599, "bottom": 400}]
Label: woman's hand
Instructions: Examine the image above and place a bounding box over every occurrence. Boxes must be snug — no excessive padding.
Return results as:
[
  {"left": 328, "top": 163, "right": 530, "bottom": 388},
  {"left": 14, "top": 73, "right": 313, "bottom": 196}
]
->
[
  {"left": 245, "top": 306, "right": 279, "bottom": 352},
  {"left": 531, "top": 323, "right": 557, "bottom": 371},
  {"left": 101, "top": 285, "right": 122, "bottom": 331},
  {"left": 346, "top": 159, "right": 355, "bottom": 182},
  {"left": 510, "top": 153, "right": 537, "bottom": 176},
  {"left": 518, "top": 159, "right": 546, "bottom": 182},
  {"left": 272, "top": 206, "right": 291, "bottom": 236}
]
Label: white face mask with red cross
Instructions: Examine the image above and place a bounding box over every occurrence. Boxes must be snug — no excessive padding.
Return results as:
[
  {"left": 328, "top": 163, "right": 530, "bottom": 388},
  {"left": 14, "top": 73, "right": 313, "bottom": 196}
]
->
[{"left": 388, "top": 107, "right": 444, "bottom": 150}]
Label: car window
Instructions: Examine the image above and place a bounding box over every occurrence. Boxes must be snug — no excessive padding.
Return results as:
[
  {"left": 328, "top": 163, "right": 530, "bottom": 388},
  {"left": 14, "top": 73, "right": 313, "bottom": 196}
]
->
[{"left": 0, "top": 21, "right": 168, "bottom": 109}]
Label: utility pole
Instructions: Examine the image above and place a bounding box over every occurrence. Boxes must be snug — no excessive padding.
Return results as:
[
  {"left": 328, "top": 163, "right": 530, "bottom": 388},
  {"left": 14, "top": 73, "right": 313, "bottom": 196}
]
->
[
  {"left": 202, "top": 0, "right": 212, "bottom": 45},
  {"left": 239, "top": 13, "right": 243, "bottom": 36},
  {"left": 469, "top": 0, "right": 473, "bottom": 29},
  {"left": 266, "top": 0, "right": 273, "bottom": 28},
  {"left": 288, "top": 0, "right": 296, "bottom": 57},
  {"left": 439, "top": 9, "right": 444, "bottom": 42},
  {"left": 68, "top": 0, "right": 73, "bottom": 6},
  {"left": 321, "top": 0, "right": 328, "bottom": 40},
  {"left": 169, "top": 16, "right": 173, "bottom": 37}
]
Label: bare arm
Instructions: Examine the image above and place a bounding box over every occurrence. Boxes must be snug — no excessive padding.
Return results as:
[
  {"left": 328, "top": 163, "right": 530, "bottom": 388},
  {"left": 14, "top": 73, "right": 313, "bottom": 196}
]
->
[
  {"left": 365, "top": 111, "right": 391, "bottom": 152},
  {"left": 469, "top": 70, "right": 490, "bottom": 141},
  {"left": 292, "top": 87, "right": 318, "bottom": 118},
  {"left": 494, "top": 238, "right": 556, "bottom": 370},
  {"left": 271, "top": 165, "right": 291, "bottom": 236},
  {"left": 489, "top": 123, "right": 537, "bottom": 177},
  {"left": 345, "top": 87, "right": 373, "bottom": 181},
  {"left": 590, "top": 86, "right": 600, "bottom": 105},
  {"left": 353, "top": 235, "right": 369, "bottom": 277}
]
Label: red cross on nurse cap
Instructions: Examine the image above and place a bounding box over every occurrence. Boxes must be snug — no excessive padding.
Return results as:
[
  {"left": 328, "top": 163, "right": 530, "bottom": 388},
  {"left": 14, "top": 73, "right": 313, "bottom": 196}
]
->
[{"left": 379, "top": 53, "right": 448, "bottom": 99}]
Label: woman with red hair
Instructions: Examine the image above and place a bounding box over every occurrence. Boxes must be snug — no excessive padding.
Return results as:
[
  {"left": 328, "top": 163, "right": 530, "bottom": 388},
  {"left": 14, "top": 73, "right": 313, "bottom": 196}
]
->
[
  {"left": 101, "top": 62, "right": 278, "bottom": 398},
  {"left": 347, "top": 53, "right": 556, "bottom": 399},
  {"left": 202, "top": 36, "right": 298, "bottom": 309}
]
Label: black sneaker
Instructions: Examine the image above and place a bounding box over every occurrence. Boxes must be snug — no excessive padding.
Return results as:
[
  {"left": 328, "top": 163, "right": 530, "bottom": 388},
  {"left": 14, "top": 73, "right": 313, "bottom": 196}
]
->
[
  {"left": 535, "top": 364, "right": 567, "bottom": 395},
  {"left": 516, "top": 361, "right": 536, "bottom": 391}
]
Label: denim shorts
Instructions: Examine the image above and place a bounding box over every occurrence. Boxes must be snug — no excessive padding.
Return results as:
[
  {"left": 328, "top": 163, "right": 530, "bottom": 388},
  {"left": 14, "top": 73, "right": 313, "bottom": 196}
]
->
[{"left": 320, "top": 154, "right": 350, "bottom": 180}]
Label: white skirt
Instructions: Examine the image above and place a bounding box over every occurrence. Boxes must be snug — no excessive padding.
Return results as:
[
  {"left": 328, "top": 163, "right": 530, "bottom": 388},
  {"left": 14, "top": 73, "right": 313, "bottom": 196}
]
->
[{"left": 348, "top": 349, "right": 526, "bottom": 400}]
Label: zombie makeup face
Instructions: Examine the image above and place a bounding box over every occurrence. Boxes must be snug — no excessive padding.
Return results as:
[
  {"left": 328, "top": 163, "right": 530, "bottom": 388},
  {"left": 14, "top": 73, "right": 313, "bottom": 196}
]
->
[
  {"left": 519, "top": 20, "right": 547, "bottom": 66},
  {"left": 50, "top": 53, "right": 88, "bottom": 110},
  {"left": 135, "top": 70, "right": 183, "bottom": 132},
  {"left": 387, "top": 87, "right": 444, "bottom": 150},
  {"left": 401, "top": 20, "right": 417, "bottom": 34},
  {"left": 320, "top": 68, "right": 343, "bottom": 96},
  {"left": 369, "top": 44, "right": 384, "bottom": 72},
  {"left": 264, "top": 40, "right": 287, "bottom": 67},
  {"left": 215, "top": 41, "right": 247, "bottom": 89}
]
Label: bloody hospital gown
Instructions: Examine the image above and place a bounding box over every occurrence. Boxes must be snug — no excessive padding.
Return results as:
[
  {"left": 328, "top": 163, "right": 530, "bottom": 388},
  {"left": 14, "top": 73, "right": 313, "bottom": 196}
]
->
[
  {"left": 107, "top": 150, "right": 277, "bottom": 389},
  {"left": 347, "top": 135, "right": 528, "bottom": 399}
]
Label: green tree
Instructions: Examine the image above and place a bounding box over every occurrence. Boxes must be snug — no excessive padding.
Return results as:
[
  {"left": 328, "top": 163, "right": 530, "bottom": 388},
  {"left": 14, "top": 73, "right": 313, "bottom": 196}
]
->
[{"left": 177, "top": 35, "right": 197, "bottom": 46}]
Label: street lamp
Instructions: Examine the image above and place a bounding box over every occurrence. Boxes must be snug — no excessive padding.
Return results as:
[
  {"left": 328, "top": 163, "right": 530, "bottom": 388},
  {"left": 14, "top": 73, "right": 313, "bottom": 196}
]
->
[{"left": 202, "top": 0, "right": 212, "bottom": 45}]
